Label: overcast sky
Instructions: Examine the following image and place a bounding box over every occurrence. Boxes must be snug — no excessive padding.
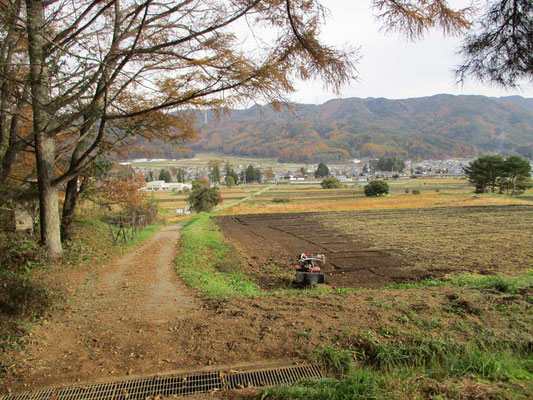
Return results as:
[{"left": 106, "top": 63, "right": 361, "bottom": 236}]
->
[{"left": 286, "top": 0, "right": 532, "bottom": 104}]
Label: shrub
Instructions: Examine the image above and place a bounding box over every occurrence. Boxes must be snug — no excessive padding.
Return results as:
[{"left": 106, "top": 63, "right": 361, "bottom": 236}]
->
[
  {"left": 0, "top": 273, "right": 51, "bottom": 318},
  {"left": 272, "top": 197, "right": 290, "bottom": 203},
  {"left": 412, "top": 190, "right": 421, "bottom": 195},
  {"left": 364, "top": 180, "right": 389, "bottom": 197},
  {"left": 188, "top": 184, "right": 222, "bottom": 212},
  {"left": 321, "top": 177, "right": 342, "bottom": 189},
  {"left": 0, "top": 233, "right": 45, "bottom": 275}
]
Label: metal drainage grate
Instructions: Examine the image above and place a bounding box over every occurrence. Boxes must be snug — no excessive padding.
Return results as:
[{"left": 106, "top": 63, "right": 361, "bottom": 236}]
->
[
  {"left": 2, "top": 364, "right": 323, "bottom": 400},
  {"left": 224, "top": 364, "right": 322, "bottom": 390}
]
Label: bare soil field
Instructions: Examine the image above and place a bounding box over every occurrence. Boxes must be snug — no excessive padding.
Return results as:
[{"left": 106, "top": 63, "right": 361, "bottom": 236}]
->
[{"left": 215, "top": 205, "right": 533, "bottom": 289}]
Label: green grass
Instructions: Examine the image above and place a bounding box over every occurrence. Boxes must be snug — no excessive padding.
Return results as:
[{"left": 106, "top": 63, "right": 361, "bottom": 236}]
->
[
  {"left": 313, "top": 345, "right": 354, "bottom": 376},
  {"left": 259, "top": 371, "right": 384, "bottom": 400},
  {"left": 175, "top": 213, "right": 260, "bottom": 298},
  {"left": 261, "top": 335, "right": 533, "bottom": 400},
  {"left": 385, "top": 271, "right": 533, "bottom": 295}
]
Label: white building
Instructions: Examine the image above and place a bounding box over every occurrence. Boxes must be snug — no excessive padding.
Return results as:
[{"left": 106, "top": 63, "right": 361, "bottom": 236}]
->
[{"left": 144, "top": 181, "right": 192, "bottom": 191}]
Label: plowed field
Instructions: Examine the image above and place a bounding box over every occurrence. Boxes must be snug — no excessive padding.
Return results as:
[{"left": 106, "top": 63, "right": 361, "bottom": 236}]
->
[{"left": 215, "top": 205, "right": 533, "bottom": 288}]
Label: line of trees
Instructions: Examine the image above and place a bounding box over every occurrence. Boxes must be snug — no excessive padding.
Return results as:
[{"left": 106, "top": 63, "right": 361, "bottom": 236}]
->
[
  {"left": 372, "top": 157, "right": 405, "bottom": 172},
  {"left": 463, "top": 155, "right": 532, "bottom": 195}
]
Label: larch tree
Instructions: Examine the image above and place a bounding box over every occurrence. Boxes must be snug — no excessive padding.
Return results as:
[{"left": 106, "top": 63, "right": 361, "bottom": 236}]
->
[{"left": 3, "top": 0, "right": 524, "bottom": 258}]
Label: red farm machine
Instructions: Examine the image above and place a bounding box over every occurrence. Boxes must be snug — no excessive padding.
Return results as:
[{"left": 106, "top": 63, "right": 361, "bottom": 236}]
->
[{"left": 293, "top": 253, "right": 326, "bottom": 286}]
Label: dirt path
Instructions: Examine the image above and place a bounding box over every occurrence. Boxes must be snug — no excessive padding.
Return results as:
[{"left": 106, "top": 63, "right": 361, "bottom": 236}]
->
[
  {"left": 98, "top": 224, "right": 196, "bottom": 324},
  {"left": 2, "top": 224, "right": 201, "bottom": 392}
]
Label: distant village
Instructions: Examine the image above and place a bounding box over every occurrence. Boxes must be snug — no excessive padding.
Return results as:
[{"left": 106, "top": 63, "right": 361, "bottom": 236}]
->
[{"left": 118, "top": 157, "right": 477, "bottom": 191}]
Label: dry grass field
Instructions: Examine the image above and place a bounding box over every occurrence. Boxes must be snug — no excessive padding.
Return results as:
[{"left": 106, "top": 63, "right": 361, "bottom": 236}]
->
[
  {"left": 219, "top": 177, "right": 533, "bottom": 215},
  {"left": 222, "top": 192, "right": 532, "bottom": 214}
]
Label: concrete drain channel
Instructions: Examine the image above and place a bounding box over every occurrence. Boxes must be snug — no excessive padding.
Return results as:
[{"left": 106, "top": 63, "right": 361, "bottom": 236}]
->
[{"left": 2, "top": 364, "right": 323, "bottom": 400}]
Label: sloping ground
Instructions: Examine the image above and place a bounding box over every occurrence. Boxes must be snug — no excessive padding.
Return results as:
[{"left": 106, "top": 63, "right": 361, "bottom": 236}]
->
[
  {"left": 3, "top": 285, "right": 531, "bottom": 396},
  {"left": 2, "top": 208, "right": 532, "bottom": 397}
]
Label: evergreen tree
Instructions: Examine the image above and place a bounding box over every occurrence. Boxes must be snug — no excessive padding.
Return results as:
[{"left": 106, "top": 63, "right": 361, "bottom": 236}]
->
[
  {"left": 254, "top": 167, "right": 262, "bottom": 182},
  {"left": 315, "top": 162, "right": 329, "bottom": 178},
  {"left": 188, "top": 181, "right": 222, "bottom": 212},
  {"left": 226, "top": 176, "right": 235, "bottom": 188},
  {"left": 176, "top": 169, "right": 185, "bottom": 183},
  {"left": 502, "top": 155, "right": 531, "bottom": 195},
  {"left": 158, "top": 169, "right": 172, "bottom": 183},
  {"left": 245, "top": 164, "right": 258, "bottom": 183},
  {"left": 224, "top": 162, "right": 239, "bottom": 184},
  {"left": 374, "top": 157, "right": 405, "bottom": 172},
  {"left": 210, "top": 165, "right": 221, "bottom": 184}
]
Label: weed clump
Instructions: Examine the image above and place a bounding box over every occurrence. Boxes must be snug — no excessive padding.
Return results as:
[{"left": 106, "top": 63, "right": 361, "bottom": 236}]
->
[
  {"left": 272, "top": 197, "right": 290, "bottom": 203},
  {"left": 260, "top": 371, "right": 383, "bottom": 400},
  {"left": 313, "top": 345, "right": 354, "bottom": 376}
]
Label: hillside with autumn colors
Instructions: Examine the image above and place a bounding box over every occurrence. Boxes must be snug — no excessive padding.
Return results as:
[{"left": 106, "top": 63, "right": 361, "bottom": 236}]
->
[{"left": 190, "top": 94, "right": 533, "bottom": 162}]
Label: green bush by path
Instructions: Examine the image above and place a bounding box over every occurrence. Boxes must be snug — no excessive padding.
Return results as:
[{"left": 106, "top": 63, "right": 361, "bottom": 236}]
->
[{"left": 175, "top": 213, "right": 260, "bottom": 298}]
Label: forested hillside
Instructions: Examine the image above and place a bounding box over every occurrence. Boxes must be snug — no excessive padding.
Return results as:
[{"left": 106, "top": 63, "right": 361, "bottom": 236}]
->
[{"left": 190, "top": 94, "right": 533, "bottom": 162}]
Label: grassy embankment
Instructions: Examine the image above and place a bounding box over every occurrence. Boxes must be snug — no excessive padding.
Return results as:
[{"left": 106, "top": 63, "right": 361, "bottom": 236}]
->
[
  {"left": 0, "top": 218, "right": 162, "bottom": 351},
  {"left": 261, "top": 335, "right": 532, "bottom": 399}
]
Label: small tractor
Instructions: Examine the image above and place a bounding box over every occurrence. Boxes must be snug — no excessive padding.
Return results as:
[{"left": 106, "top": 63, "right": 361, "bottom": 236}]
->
[{"left": 293, "top": 253, "right": 326, "bottom": 286}]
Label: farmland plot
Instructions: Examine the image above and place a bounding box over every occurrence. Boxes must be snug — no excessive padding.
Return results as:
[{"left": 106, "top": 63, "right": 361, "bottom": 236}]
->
[{"left": 215, "top": 205, "right": 533, "bottom": 289}]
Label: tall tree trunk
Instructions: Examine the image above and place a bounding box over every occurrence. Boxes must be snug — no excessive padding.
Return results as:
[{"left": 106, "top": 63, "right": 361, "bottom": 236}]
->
[
  {"left": 26, "top": 0, "right": 62, "bottom": 258},
  {"left": 61, "top": 176, "right": 79, "bottom": 242},
  {"left": 61, "top": 119, "right": 92, "bottom": 242}
]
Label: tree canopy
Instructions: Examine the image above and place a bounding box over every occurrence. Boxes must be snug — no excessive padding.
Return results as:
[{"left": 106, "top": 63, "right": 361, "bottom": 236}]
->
[
  {"left": 188, "top": 182, "right": 222, "bottom": 212},
  {"left": 321, "top": 177, "right": 342, "bottom": 189},
  {"left": 373, "top": 157, "right": 405, "bottom": 172},
  {"left": 158, "top": 169, "right": 172, "bottom": 183},
  {"left": 464, "top": 154, "right": 532, "bottom": 194},
  {"left": 364, "top": 180, "right": 389, "bottom": 197}
]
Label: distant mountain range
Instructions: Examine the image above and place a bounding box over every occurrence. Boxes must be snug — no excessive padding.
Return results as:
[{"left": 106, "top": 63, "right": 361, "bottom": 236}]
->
[{"left": 190, "top": 94, "right": 533, "bottom": 162}]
